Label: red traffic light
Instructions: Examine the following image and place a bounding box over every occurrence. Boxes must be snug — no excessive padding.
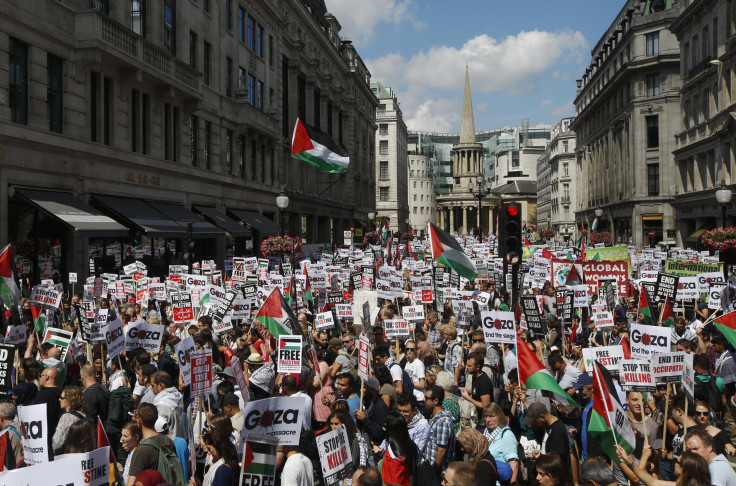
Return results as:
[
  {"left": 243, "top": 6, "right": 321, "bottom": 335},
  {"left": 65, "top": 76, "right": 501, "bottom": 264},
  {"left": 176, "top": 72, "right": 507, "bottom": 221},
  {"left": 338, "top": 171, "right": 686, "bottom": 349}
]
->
[{"left": 506, "top": 205, "right": 519, "bottom": 217}]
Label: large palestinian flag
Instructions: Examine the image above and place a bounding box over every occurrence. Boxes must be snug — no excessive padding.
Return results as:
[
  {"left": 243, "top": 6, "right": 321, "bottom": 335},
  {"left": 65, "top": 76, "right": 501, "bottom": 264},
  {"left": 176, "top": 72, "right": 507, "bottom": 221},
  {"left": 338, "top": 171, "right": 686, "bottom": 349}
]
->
[
  {"left": 638, "top": 283, "right": 653, "bottom": 324},
  {"left": 714, "top": 311, "right": 736, "bottom": 349},
  {"left": 291, "top": 118, "right": 349, "bottom": 173},
  {"left": 516, "top": 335, "right": 580, "bottom": 408},
  {"left": 255, "top": 288, "right": 303, "bottom": 339},
  {"left": 0, "top": 245, "right": 20, "bottom": 320},
  {"left": 564, "top": 264, "right": 583, "bottom": 286},
  {"left": 589, "top": 360, "right": 635, "bottom": 463},
  {"left": 428, "top": 222, "right": 477, "bottom": 281}
]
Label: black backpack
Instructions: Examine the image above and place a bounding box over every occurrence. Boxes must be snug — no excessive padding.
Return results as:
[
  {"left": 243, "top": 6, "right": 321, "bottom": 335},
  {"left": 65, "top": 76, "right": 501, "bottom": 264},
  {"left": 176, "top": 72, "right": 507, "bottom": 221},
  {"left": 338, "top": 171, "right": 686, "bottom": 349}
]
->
[
  {"left": 390, "top": 362, "right": 415, "bottom": 398},
  {"left": 694, "top": 375, "right": 722, "bottom": 413}
]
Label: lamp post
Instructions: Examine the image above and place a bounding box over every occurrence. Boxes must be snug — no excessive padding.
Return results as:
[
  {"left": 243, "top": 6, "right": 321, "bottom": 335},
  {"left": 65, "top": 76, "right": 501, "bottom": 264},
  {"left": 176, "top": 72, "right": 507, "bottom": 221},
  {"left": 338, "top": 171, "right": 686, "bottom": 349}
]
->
[
  {"left": 716, "top": 185, "right": 732, "bottom": 228},
  {"left": 276, "top": 185, "right": 289, "bottom": 237},
  {"left": 368, "top": 211, "right": 375, "bottom": 231},
  {"left": 468, "top": 175, "right": 490, "bottom": 238}
]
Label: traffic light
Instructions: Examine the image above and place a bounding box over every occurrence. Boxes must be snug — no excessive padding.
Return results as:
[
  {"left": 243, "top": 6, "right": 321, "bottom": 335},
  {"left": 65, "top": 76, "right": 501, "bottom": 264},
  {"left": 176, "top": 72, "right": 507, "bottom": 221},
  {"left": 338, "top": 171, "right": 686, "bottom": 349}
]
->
[{"left": 503, "top": 203, "right": 522, "bottom": 265}]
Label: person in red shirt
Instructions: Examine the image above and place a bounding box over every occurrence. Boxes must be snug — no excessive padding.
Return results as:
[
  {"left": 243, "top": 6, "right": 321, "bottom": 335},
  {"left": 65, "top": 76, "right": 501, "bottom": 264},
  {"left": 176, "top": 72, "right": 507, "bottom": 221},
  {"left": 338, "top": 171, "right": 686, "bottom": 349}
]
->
[{"left": 380, "top": 411, "right": 418, "bottom": 486}]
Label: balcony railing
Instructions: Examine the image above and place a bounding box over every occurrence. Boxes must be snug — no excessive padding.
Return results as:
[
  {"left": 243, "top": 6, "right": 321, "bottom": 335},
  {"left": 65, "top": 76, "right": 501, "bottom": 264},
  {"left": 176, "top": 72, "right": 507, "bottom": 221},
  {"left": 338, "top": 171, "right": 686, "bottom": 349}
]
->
[
  {"left": 561, "top": 195, "right": 571, "bottom": 203},
  {"left": 76, "top": 11, "right": 201, "bottom": 92},
  {"left": 687, "top": 56, "right": 713, "bottom": 80}
]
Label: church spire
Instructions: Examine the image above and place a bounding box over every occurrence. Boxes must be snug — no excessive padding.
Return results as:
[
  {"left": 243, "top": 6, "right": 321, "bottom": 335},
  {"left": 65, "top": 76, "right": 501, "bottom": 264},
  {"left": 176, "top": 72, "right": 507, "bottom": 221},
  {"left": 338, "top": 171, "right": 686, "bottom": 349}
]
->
[{"left": 460, "top": 65, "right": 476, "bottom": 144}]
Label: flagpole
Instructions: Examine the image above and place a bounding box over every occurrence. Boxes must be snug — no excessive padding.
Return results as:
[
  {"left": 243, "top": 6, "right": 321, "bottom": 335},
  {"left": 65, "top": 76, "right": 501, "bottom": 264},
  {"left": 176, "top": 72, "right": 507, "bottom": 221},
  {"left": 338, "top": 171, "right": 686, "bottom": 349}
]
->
[
  {"left": 662, "top": 384, "right": 670, "bottom": 456},
  {"left": 595, "top": 362, "right": 620, "bottom": 449}
]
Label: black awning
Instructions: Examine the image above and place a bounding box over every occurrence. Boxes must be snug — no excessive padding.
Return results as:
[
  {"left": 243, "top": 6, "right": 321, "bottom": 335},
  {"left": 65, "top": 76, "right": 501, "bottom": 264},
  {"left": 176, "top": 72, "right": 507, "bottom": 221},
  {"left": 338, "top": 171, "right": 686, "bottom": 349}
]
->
[
  {"left": 15, "top": 188, "right": 128, "bottom": 237},
  {"left": 147, "top": 201, "right": 222, "bottom": 238},
  {"left": 193, "top": 206, "right": 251, "bottom": 238},
  {"left": 229, "top": 209, "right": 280, "bottom": 236},
  {"left": 93, "top": 195, "right": 188, "bottom": 238}
]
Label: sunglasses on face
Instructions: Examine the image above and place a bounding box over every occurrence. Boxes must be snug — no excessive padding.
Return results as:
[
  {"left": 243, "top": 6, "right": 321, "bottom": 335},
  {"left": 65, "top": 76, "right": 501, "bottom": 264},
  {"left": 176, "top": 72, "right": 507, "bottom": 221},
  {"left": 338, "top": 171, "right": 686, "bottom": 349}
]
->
[
  {"left": 695, "top": 411, "right": 709, "bottom": 416},
  {"left": 472, "top": 339, "right": 484, "bottom": 343}
]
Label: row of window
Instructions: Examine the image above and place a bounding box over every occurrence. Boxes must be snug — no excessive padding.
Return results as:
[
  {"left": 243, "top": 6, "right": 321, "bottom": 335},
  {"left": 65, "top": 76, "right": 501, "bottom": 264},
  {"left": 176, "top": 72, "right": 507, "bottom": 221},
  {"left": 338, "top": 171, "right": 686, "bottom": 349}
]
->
[
  {"left": 413, "top": 194, "right": 433, "bottom": 202},
  {"left": 409, "top": 170, "right": 429, "bottom": 177},
  {"left": 412, "top": 207, "right": 434, "bottom": 215}
]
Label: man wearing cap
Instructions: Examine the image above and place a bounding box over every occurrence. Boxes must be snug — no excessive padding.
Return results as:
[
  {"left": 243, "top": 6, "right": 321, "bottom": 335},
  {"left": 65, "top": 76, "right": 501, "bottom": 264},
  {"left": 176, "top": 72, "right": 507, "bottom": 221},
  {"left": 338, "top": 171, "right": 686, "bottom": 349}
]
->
[
  {"left": 353, "top": 377, "right": 387, "bottom": 445},
  {"left": 221, "top": 392, "right": 243, "bottom": 436},
  {"left": 526, "top": 401, "right": 570, "bottom": 471}
]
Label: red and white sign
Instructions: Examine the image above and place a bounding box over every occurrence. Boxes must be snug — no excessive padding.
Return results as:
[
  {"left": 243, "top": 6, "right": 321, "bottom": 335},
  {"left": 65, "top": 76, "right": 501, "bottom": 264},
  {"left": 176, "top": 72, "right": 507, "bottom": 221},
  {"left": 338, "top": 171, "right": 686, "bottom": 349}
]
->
[
  {"left": 630, "top": 324, "right": 670, "bottom": 360},
  {"left": 402, "top": 305, "right": 425, "bottom": 321},
  {"left": 357, "top": 335, "right": 370, "bottom": 381},
  {"left": 190, "top": 349, "right": 213, "bottom": 397},
  {"left": 30, "top": 286, "right": 61, "bottom": 309},
  {"left": 421, "top": 290, "right": 434, "bottom": 303},
  {"left": 618, "top": 359, "right": 656, "bottom": 392},
  {"left": 383, "top": 319, "right": 410, "bottom": 339},
  {"left": 316, "top": 311, "right": 335, "bottom": 330}
]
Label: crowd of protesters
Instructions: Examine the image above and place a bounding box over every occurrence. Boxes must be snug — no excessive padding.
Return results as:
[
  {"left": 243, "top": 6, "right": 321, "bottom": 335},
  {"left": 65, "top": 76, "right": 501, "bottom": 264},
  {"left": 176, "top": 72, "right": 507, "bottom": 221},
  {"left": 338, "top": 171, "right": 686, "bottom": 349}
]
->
[{"left": 2, "top": 251, "right": 736, "bottom": 486}]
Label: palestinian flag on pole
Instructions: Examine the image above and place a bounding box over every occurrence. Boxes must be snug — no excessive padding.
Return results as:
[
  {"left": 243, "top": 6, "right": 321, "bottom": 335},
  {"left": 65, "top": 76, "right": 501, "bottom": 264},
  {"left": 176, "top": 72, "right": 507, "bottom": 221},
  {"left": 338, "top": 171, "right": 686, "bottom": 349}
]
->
[
  {"left": 428, "top": 222, "right": 477, "bottom": 281},
  {"left": 255, "top": 288, "right": 303, "bottom": 339},
  {"left": 242, "top": 438, "right": 278, "bottom": 477},
  {"left": 714, "top": 311, "right": 736, "bottom": 349},
  {"left": 516, "top": 335, "right": 580, "bottom": 408},
  {"left": 660, "top": 296, "right": 675, "bottom": 327},
  {"left": 564, "top": 264, "right": 583, "bottom": 286},
  {"left": 30, "top": 305, "right": 46, "bottom": 334},
  {"left": 380, "top": 217, "right": 390, "bottom": 243},
  {"left": 0, "top": 244, "right": 21, "bottom": 320},
  {"left": 575, "top": 223, "right": 585, "bottom": 247},
  {"left": 589, "top": 360, "right": 635, "bottom": 463},
  {"left": 291, "top": 118, "right": 349, "bottom": 173},
  {"left": 638, "top": 283, "right": 653, "bottom": 324},
  {"left": 591, "top": 216, "right": 599, "bottom": 231},
  {"left": 301, "top": 265, "right": 313, "bottom": 312}
]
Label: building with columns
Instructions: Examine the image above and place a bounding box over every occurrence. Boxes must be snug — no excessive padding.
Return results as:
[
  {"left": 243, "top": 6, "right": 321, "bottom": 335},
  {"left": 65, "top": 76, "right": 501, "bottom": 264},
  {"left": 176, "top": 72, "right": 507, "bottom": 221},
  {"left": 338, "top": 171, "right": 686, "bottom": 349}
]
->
[
  {"left": 571, "top": 0, "right": 682, "bottom": 247},
  {"left": 537, "top": 118, "right": 578, "bottom": 242},
  {"left": 372, "top": 81, "right": 409, "bottom": 234},
  {"left": 435, "top": 68, "right": 500, "bottom": 236},
  {"left": 0, "top": 0, "right": 376, "bottom": 281},
  {"left": 669, "top": 0, "right": 736, "bottom": 247}
]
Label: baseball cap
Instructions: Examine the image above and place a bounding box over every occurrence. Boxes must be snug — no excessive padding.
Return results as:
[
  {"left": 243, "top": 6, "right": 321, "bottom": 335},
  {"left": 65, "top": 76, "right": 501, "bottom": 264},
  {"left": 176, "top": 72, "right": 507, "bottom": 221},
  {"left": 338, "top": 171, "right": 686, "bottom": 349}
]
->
[
  {"left": 217, "top": 367, "right": 236, "bottom": 379},
  {"left": 522, "top": 402, "right": 549, "bottom": 427},
  {"left": 572, "top": 373, "right": 593, "bottom": 389}
]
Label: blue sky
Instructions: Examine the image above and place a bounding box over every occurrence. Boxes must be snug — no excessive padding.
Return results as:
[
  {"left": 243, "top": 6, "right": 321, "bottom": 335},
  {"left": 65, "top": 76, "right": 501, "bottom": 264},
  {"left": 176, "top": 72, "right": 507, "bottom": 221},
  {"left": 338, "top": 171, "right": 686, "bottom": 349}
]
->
[{"left": 324, "top": 0, "right": 627, "bottom": 132}]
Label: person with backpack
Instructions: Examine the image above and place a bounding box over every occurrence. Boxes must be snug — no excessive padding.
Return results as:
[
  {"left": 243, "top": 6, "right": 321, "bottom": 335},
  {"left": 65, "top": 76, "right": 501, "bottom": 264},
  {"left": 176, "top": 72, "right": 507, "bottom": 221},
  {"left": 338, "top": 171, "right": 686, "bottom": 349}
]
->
[
  {"left": 127, "top": 403, "right": 186, "bottom": 486},
  {"left": 52, "top": 385, "right": 87, "bottom": 455},
  {"left": 693, "top": 354, "right": 724, "bottom": 417},
  {"left": 478, "top": 403, "right": 520, "bottom": 485},
  {"left": 374, "top": 344, "right": 413, "bottom": 397},
  {"left": 107, "top": 380, "right": 136, "bottom": 462},
  {"left": 0, "top": 402, "right": 23, "bottom": 470}
]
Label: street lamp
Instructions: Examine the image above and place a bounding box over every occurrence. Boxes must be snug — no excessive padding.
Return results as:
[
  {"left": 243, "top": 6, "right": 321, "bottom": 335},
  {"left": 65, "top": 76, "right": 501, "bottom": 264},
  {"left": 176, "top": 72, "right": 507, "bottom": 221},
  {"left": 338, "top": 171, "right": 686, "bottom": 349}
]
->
[
  {"left": 276, "top": 185, "right": 289, "bottom": 236},
  {"left": 716, "top": 185, "right": 732, "bottom": 228},
  {"left": 595, "top": 208, "right": 603, "bottom": 218},
  {"left": 468, "top": 175, "right": 490, "bottom": 238},
  {"left": 368, "top": 212, "right": 375, "bottom": 231}
]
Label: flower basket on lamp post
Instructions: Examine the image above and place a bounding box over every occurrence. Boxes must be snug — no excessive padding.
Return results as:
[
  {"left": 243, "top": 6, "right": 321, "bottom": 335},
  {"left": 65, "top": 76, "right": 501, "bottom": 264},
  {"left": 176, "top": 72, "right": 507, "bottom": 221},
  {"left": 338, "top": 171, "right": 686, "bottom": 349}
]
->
[
  {"left": 702, "top": 227, "right": 736, "bottom": 264},
  {"left": 363, "top": 231, "right": 380, "bottom": 246},
  {"left": 541, "top": 228, "right": 556, "bottom": 239},
  {"left": 589, "top": 231, "right": 613, "bottom": 246},
  {"left": 260, "top": 236, "right": 301, "bottom": 260}
]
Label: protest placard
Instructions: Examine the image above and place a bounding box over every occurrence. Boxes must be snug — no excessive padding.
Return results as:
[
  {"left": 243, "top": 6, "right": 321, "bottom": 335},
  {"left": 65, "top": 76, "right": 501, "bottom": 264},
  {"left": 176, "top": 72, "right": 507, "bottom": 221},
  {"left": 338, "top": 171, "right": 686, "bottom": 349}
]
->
[
  {"left": 315, "top": 311, "right": 335, "bottom": 330},
  {"left": 0, "top": 446, "right": 110, "bottom": 486},
  {"left": 17, "top": 403, "right": 49, "bottom": 464},
  {"left": 682, "top": 362, "right": 695, "bottom": 402},
  {"left": 0, "top": 344, "right": 15, "bottom": 395},
  {"left": 357, "top": 335, "right": 370, "bottom": 381},
  {"left": 239, "top": 397, "right": 305, "bottom": 445},
  {"left": 30, "top": 286, "right": 61, "bottom": 309},
  {"left": 317, "top": 425, "right": 354, "bottom": 485},
  {"left": 42, "top": 328, "right": 73, "bottom": 361},
  {"left": 278, "top": 335, "right": 303, "bottom": 374},
  {"left": 334, "top": 304, "right": 353, "bottom": 320},
  {"left": 402, "top": 305, "right": 425, "bottom": 322},
  {"left": 190, "top": 349, "right": 213, "bottom": 397},
  {"left": 480, "top": 311, "right": 516, "bottom": 345},
  {"left": 124, "top": 322, "right": 164, "bottom": 353},
  {"left": 676, "top": 276, "right": 699, "bottom": 301},
  {"left": 651, "top": 352, "right": 693, "bottom": 383},
  {"left": 175, "top": 336, "right": 197, "bottom": 386},
  {"left": 630, "top": 323, "right": 670, "bottom": 360},
  {"left": 582, "top": 346, "right": 625, "bottom": 375},
  {"left": 656, "top": 273, "right": 679, "bottom": 303},
  {"left": 384, "top": 319, "right": 410, "bottom": 339},
  {"left": 4, "top": 324, "right": 26, "bottom": 345},
  {"left": 240, "top": 434, "right": 279, "bottom": 486},
  {"left": 230, "top": 356, "right": 248, "bottom": 403},
  {"left": 618, "top": 359, "right": 656, "bottom": 392},
  {"left": 520, "top": 295, "right": 546, "bottom": 337},
  {"left": 709, "top": 282, "right": 727, "bottom": 309},
  {"left": 104, "top": 318, "right": 125, "bottom": 360},
  {"left": 171, "top": 291, "right": 194, "bottom": 323},
  {"left": 594, "top": 311, "right": 615, "bottom": 331}
]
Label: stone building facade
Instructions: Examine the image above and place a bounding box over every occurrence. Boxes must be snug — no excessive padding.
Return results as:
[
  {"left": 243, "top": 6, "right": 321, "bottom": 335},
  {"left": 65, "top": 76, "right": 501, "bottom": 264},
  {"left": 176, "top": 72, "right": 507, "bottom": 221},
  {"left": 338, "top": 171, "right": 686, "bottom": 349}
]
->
[
  {"left": 407, "top": 148, "right": 436, "bottom": 237},
  {"left": 571, "top": 0, "right": 682, "bottom": 247},
  {"left": 0, "top": 0, "right": 375, "bottom": 280},
  {"left": 372, "top": 81, "right": 409, "bottom": 234},
  {"left": 669, "top": 0, "right": 736, "bottom": 246}
]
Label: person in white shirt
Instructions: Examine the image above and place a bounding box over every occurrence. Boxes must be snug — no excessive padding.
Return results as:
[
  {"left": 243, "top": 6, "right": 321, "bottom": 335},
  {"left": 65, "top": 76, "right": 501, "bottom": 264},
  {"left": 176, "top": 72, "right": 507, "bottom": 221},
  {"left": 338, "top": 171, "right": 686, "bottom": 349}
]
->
[
  {"left": 281, "top": 374, "right": 313, "bottom": 429},
  {"left": 403, "top": 339, "right": 426, "bottom": 402},
  {"left": 685, "top": 427, "right": 736, "bottom": 486},
  {"left": 279, "top": 444, "right": 313, "bottom": 486}
]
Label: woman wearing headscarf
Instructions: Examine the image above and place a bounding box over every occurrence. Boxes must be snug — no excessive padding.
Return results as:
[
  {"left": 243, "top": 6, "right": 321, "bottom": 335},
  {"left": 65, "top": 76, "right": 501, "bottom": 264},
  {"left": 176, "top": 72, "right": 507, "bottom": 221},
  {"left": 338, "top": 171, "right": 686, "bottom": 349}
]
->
[
  {"left": 456, "top": 428, "right": 498, "bottom": 486},
  {"left": 11, "top": 382, "right": 37, "bottom": 406}
]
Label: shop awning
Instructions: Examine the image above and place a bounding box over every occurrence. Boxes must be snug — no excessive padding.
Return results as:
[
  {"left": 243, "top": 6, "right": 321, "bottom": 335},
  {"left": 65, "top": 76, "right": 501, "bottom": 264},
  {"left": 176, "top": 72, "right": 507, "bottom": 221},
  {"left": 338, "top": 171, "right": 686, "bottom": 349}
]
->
[
  {"left": 193, "top": 206, "right": 251, "bottom": 238},
  {"left": 15, "top": 188, "right": 128, "bottom": 237},
  {"left": 147, "top": 201, "right": 222, "bottom": 238},
  {"left": 229, "top": 210, "right": 281, "bottom": 236},
  {"left": 93, "top": 195, "right": 188, "bottom": 238}
]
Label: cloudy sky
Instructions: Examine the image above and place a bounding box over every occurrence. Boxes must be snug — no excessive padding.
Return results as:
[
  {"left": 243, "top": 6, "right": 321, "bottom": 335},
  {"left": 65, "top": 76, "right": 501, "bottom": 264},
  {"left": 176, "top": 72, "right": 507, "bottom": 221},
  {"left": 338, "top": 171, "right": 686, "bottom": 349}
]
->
[{"left": 324, "top": 0, "right": 626, "bottom": 132}]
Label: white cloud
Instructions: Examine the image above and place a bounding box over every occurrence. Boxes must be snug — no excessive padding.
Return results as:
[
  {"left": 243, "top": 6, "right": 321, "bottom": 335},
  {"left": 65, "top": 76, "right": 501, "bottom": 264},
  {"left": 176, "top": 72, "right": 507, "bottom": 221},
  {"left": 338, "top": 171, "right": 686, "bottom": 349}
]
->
[
  {"left": 405, "top": 98, "right": 459, "bottom": 132},
  {"left": 368, "top": 30, "right": 588, "bottom": 94},
  {"left": 540, "top": 99, "right": 554, "bottom": 107},
  {"left": 324, "top": 0, "right": 424, "bottom": 45},
  {"left": 548, "top": 101, "right": 575, "bottom": 117}
]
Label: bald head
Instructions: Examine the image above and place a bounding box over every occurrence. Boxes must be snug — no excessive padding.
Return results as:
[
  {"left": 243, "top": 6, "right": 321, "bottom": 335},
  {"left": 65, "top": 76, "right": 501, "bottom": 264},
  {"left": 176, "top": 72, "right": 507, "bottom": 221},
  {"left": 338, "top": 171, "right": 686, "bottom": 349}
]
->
[
  {"left": 40, "top": 367, "right": 58, "bottom": 388},
  {"left": 47, "top": 347, "right": 62, "bottom": 360}
]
